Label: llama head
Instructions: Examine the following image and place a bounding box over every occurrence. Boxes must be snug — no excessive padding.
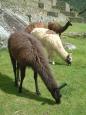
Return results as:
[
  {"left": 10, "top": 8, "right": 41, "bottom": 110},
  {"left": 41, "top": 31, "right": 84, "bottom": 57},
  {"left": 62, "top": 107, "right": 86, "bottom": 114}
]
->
[
  {"left": 66, "top": 18, "right": 72, "bottom": 26},
  {"left": 51, "top": 83, "right": 67, "bottom": 104},
  {"left": 51, "top": 88, "right": 62, "bottom": 104},
  {"left": 67, "top": 20, "right": 72, "bottom": 26},
  {"left": 65, "top": 53, "right": 72, "bottom": 65}
]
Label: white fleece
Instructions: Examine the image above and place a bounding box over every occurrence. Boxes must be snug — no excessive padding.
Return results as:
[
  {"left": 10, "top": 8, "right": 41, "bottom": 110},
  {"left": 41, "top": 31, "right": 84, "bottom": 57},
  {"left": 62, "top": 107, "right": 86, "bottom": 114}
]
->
[{"left": 31, "top": 28, "right": 68, "bottom": 59}]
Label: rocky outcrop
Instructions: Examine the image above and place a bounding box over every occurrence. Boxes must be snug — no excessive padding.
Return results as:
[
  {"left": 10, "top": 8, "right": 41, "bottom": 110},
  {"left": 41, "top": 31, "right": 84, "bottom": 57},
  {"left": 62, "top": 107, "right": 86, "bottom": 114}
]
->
[{"left": 0, "top": 9, "right": 28, "bottom": 48}]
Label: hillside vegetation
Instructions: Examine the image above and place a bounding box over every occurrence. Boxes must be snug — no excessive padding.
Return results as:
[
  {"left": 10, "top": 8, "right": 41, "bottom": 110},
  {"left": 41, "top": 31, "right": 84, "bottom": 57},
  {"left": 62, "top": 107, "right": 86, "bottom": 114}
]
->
[
  {"left": 1, "top": 0, "right": 86, "bottom": 12},
  {"left": 63, "top": 0, "right": 86, "bottom": 11}
]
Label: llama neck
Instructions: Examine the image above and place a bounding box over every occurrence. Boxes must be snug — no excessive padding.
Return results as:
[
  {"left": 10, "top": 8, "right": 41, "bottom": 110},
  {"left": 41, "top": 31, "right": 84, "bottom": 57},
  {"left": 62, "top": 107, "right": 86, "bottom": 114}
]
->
[
  {"left": 37, "top": 65, "right": 58, "bottom": 91},
  {"left": 61, "top": 22, "right": 70, "bottom": 32}
]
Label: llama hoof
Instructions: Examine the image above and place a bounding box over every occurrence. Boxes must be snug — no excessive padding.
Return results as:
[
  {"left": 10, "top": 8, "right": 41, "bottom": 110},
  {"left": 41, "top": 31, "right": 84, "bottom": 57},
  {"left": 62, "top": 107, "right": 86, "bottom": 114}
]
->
[
  {"left": 14, "top": 83, "right": 18, "bottom": 87},
  {"left": 19, "top": 88, "right": 22, "bottom": 93},
  {"left": 36, "top": 91, "right": 41, "bottom": 96},
  {"left": 19, "top": 90, "right": 22, "bottom": 93}
]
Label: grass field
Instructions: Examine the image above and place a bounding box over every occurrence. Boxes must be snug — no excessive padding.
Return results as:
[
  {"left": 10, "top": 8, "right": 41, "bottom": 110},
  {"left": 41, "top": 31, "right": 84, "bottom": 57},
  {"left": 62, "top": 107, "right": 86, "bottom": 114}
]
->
[
  {"left": 0, "top": 23, "right": 86, "bottom": 115},
  {"left": 64, "top": 22, "right": 86, "bottom": 33}
]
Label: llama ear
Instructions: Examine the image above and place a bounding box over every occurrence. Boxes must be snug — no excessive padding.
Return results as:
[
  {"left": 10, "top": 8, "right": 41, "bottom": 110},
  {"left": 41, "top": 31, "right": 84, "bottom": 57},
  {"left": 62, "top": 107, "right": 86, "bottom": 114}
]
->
[{"left": 59, "top": 83, "right": 67, "bottom": 90}]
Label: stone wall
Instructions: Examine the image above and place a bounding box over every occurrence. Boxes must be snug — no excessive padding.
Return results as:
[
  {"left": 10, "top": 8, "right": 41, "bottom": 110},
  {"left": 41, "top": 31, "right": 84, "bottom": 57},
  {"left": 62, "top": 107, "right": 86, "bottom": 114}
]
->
[{"left": 0, "top": 0, "right": 86, "bottom": 23}]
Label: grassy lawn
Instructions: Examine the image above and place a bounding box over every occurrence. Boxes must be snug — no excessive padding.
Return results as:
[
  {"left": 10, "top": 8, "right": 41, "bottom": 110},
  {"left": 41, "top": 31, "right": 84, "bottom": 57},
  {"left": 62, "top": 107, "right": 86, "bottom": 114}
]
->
[
  {"left": 0, "top": 23, "right": 86, "bottom": 115},
  {"left": 64, "top": 22, "right": 86, "bottom": 33}
]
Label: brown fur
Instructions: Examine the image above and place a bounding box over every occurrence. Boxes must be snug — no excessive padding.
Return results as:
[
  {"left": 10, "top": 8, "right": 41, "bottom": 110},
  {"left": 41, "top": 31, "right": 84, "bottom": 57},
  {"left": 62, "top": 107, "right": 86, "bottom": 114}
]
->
[
  {"left": 8, "top": 32, "right": 62, "bottom": 104},
  {"left": 48, "top": 21, "right": 72, "bottom": 35},
  {"left": 25, "top": 22, "right": 47, "bottom": 33},
  {"left": 25, "top": 21, "right": 72, "bottom": 35}
]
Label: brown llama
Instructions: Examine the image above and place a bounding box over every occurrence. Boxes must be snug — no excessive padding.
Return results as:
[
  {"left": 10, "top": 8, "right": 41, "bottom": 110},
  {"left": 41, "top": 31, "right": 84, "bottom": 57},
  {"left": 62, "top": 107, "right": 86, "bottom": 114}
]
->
[
  {"left": 8, "top": 32, "right": 66, "bottom": 104},
  {"left": 48, "top": 21, "right": 72, "bottom": 35}
]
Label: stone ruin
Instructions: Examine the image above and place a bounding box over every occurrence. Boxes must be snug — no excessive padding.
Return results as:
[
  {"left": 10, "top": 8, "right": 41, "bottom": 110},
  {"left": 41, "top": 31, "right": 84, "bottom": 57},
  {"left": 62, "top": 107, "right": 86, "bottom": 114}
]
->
[{"left": 0, "top": 9, "right": 28, "bottom": 49}]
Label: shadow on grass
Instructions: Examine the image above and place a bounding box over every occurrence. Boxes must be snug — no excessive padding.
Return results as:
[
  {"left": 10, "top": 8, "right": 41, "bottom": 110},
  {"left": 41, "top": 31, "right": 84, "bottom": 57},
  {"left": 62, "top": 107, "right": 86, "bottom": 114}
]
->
[
  {"left": 50, "top": 61, "right": 68, "bottom": 66},
  {"left": 0, "top": 72, "right": 55, "bottom": 105},
  {"left": 55, "top": 62, "right": 67, "bottom": 66}
]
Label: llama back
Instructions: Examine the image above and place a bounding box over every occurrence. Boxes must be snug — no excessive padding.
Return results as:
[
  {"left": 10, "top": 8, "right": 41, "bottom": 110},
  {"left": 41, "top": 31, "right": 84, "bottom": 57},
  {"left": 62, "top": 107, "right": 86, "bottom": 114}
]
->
[
  {"left": 25, "top": 22, "right": 47, "bottom": 33},
  {"left": 8, "top": 32, "right": 33, "bottom": 64},
  {"left": 8, "top": 32, "right": 48, "bottom": 65}
]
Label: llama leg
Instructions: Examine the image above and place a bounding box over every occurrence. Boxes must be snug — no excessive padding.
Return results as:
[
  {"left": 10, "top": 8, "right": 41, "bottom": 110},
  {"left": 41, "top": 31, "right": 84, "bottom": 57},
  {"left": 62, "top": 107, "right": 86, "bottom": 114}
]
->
[
  {"left": 34, "top": 70, "right": 41, "bottom": 95},
  {"left": 9, "top": 54, "right": 17, "bottom": 86},
  {"left": 19, "top": 66, "right": 25, "bottom": 93},
  {"left": 12, "top": 59, "right": 17, "bottom": 86},
  {"left": 16, "top": 63, "right": 21, "bottom": 86}
]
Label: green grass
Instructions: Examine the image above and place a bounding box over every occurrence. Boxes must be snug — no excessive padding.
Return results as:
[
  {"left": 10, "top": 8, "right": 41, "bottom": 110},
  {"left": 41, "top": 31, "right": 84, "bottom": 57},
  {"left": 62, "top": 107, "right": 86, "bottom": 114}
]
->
[
  {"left": 64, "top": 22, "right": 86, "bottom": 33},
  {"left": 0, "top": 35, "right": 86, "bottom": 115},
  {"left": 0, "top": 22, "right": 86, "bottom": 115}
]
